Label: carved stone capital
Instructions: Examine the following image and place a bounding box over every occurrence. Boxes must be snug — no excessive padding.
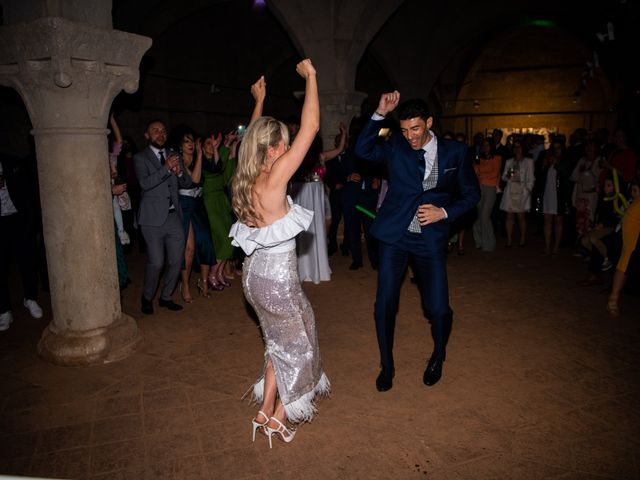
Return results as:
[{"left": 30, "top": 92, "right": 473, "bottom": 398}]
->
[
  {"left": 0, "top": 17, "right": 151, "bottom": 127},
  {"left": 0, "top": 16, "right": 150, "bottom": 365}
]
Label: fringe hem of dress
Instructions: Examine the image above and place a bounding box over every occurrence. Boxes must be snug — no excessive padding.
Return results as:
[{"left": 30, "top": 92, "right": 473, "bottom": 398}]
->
[{"left": 242, "top": 372, "right": 331, "bottom": 424}]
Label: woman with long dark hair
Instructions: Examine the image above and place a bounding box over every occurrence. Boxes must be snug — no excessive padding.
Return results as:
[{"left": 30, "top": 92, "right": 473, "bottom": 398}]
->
[
  {"left": 202, "top": 132, "right": 236, "bottom": 289},
  {"left": 173, "top": 129, "right": 217, "bottom": 300}
]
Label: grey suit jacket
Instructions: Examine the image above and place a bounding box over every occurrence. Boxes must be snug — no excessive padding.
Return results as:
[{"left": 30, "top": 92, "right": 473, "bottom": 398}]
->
[{"left": 134, "top": 146, "right": 193, "bottom": 227}]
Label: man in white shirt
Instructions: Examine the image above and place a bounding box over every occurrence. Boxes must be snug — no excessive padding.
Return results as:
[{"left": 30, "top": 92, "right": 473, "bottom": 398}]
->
[{"left": 355, "top": 94, "right": 480, "bottom": 391}]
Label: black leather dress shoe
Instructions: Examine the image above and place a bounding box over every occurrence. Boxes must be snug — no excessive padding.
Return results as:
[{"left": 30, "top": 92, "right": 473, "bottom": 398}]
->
[
  {"left": 158, "top": 298, "right": 183, "bottom": 311},
  {"left": 141, "top": 295, "right": 154, "bottom": 315},
  {"left": 376, "top": 367, "right": 395, "bottom": 392},
  {"left": 349, "top": 261, "right": 363, "bottom": 271},
  {"left": 423, "top": 357, "right": 443, "bottom": 386}
]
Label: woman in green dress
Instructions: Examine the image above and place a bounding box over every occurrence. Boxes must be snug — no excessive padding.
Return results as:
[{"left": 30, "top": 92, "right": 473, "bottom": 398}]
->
[{"left": 202, "top": 132, "right": 238, "bottom": 289}]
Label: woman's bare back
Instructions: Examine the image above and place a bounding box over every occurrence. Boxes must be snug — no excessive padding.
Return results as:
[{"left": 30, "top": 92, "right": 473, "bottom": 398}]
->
[{"left": 250, "top": 175, "right": 289, "bottom": 228}]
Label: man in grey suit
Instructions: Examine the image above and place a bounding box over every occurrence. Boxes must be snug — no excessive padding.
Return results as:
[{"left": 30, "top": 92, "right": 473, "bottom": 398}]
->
[{"left": 134, "top": 120, "right": 192, "bottom": 314}]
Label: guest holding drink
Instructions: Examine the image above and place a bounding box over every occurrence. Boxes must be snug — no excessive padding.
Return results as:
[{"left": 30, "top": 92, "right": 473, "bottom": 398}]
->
[{"left": 500, "top": 140, "right": 535, "bottom": 247}]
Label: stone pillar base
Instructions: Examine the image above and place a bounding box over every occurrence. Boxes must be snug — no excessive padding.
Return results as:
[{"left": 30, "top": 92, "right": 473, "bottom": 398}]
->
[{"left": 37, "top": 314, "right": 142, "bottom": 366}]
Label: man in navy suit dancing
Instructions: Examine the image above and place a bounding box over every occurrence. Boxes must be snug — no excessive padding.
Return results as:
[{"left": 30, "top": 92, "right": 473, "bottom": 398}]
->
[{"left": 355, "top": 91, "right": 480, "bottom": 391}]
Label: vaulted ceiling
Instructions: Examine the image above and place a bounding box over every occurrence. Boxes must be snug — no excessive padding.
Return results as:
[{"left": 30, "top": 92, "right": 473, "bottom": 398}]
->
[
  {"left": 110, "top": 0, "right": 637, "bottom": 109},
  {"left": 1, "top": 0, "right": 637, "bottom": 153}
]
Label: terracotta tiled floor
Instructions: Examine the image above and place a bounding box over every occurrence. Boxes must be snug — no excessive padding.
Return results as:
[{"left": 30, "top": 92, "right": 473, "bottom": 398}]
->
[{"left": 1, "top": 233, "right": 639, "bottom": 479}]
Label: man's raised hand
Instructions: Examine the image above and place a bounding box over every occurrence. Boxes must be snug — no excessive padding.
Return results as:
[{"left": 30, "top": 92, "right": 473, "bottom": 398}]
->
[{"left": 377, "top": 91, "right": 400, "bottom": 116}]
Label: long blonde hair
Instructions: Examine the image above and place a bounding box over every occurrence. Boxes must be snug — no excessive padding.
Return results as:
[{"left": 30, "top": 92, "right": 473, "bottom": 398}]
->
[{"left": 232, "top": 116, "right": 290, "bottom": 224}]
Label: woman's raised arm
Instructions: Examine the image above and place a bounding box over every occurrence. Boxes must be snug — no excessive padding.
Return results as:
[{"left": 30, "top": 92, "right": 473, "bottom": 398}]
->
[
  {"left": 269, "top": 59, "right": 319, "bottom": 186},
  {"left": 249, "top": 76, "right": 266, "bottom": 125}
]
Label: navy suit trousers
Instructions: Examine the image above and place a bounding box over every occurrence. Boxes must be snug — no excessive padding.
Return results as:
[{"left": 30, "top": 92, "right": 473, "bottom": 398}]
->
[{"left": 375, "top": 230, "right": 452, "bottom": 370}]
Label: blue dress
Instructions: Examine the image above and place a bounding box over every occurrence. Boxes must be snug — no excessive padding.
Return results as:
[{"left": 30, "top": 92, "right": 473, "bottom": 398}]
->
[{"left": 178, "top": 173, "right": 216, "bottom": 268}]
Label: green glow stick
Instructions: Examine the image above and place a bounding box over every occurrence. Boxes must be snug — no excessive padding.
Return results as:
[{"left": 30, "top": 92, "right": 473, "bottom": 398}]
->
[{"left": 355, "top": 205, "right": 376, "bottom": 219}]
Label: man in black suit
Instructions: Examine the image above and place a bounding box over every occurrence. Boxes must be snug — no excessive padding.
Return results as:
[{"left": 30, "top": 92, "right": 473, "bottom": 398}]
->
[
  {"left": 133, "top": 120, "right": 192, "bottom": 314},
  {"left": 341, "top": 145, "right": 382, "bottom": 270},
  {"left": 355, "top": 92, "right": 480, "bottom": 391},
  {"left": 325, "top": 132, "right": 349, "bottom": 256},
  {"left": 491, "top": 128, "right": 511, "bottom": 236}
]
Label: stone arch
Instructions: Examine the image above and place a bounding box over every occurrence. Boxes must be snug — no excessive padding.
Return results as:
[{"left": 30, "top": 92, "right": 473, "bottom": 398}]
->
[
  {"left": 267, "top": 0, "right": 404, "bottom": 91},
  {"left": 114, "top": 1, "right": 304, "bottom": 145}
]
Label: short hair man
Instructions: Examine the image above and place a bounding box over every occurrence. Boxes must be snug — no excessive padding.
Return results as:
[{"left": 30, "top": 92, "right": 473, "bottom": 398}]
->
[
  {"left": 355, "top": 92, "right": 480, "bottom": 391},
  {"left": 133, "top": 120, "right": 192, "bottom": 314}
]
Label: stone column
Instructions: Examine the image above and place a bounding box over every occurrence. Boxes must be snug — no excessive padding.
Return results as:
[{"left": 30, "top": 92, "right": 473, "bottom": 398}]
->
[
  {"left": 0, "top": 17, "right": 151, "bottom": 365},
  {"left": 318, "top": 90, "right": 367, "bottom": 147},
  {"left": 269, "top": 0, "right": 404, "bottom": 147}
]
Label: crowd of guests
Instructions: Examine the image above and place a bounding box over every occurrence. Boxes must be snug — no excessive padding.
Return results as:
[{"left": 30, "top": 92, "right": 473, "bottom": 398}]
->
[
  {"left": 1, "top": 107, "right": 638, "bottom": 330},
  {"left": 107, "top": 115, "right": 244, "bottom": 313},
  {"left": 321, "top": 124, "right": 639, "bottom": 316}
]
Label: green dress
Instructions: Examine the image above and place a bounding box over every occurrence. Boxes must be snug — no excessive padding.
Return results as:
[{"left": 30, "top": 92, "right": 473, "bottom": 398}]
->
[{"left": 202, "top": 146, "right": 236, "bottom": 260}]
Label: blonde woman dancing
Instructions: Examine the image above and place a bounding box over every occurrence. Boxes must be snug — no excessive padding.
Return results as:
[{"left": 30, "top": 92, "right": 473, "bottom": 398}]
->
[{"left": 229, "top": 59, "right": 330, "bottom": 448}]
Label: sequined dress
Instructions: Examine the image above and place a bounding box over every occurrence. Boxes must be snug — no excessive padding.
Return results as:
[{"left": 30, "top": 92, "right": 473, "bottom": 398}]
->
[{"left": 229, "top": 196, "right": 330, "bottom": 423}]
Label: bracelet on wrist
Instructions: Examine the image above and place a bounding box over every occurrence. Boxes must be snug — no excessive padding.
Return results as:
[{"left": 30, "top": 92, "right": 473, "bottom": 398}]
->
[{"left": 375, "top": 111, "right": 386, "bottom": 117}]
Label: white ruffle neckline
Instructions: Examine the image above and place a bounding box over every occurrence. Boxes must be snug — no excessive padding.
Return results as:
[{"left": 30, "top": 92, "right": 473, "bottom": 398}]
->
[{"left": 229, "top": 196, "right": 313, "bottom": 255}]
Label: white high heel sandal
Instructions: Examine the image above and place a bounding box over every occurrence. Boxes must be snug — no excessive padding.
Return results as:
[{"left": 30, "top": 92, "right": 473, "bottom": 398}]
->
[
  {"left": 265, "top": 417, "right": 296, "bottom": 448},
  {"left": 251, "top": 410, "right": 269, "bottom": 442}
]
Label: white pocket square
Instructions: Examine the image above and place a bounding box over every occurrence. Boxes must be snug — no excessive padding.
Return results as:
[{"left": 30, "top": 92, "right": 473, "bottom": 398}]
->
[{"left": 444, "top": 167, "right": 457, "bottom": 173}]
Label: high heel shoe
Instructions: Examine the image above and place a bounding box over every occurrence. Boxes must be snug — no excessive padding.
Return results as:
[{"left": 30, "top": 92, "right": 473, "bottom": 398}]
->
[
  {"left": 178, "top": 282, "right": 194, "bottom": 304},
  {"left": 217, "top": 277, "right": 231, "bottom": 288},
  {"left": 223, "top": 266, "right": 235, "bottom": 280},
  {"left": 207, "top": 273, "right": 225, "bottom": 291},
  {"left": 196, "top": 278, "right": 211, "bottom": 298},
  {"left": 251, "top": 410, "right": 269, "bottom": 442},
  {"left": 265, "top": 417, "right": 296, "bottom": 448}
]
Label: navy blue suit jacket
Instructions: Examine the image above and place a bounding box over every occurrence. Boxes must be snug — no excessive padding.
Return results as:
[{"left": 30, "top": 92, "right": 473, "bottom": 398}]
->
[{"left": 355, "top": 118, "right": 480, "bottom": 247}]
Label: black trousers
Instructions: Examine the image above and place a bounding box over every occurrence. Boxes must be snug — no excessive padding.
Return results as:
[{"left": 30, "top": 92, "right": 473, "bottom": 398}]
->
[
  {"left": 343, "top": 193, "right": 378, "bottom": 267},
  {"left": 327, "top": 188, "right": 344, "bottom": 251},
  {"left": 0, "top": 212, "right": 38, "bottom": 313}
]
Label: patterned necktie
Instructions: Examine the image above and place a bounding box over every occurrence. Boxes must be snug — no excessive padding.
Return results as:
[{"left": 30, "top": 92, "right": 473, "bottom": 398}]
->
[{"left": 418, "top": 148, "right": 426, "bottom": 179}]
